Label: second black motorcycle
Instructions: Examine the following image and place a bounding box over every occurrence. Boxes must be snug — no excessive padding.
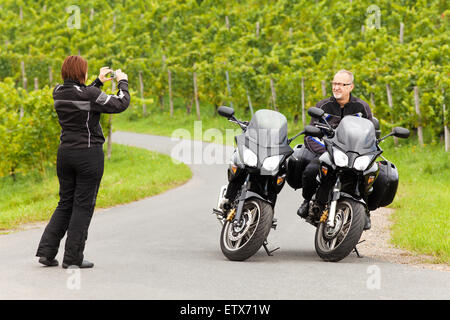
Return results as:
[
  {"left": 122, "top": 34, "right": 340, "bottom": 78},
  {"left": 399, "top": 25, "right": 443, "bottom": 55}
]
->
[{"left": 286, "top": 107, "right": 410, "bottom": 262}]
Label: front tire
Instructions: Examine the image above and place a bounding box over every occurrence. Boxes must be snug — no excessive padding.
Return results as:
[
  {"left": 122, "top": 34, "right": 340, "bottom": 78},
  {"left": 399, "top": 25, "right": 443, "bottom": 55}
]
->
[
  {"left": 220, "top": 199, "right": 273, "bottom": 261},
  {"left": 314, "top": 199, "right": 366, "bottom": 262}
]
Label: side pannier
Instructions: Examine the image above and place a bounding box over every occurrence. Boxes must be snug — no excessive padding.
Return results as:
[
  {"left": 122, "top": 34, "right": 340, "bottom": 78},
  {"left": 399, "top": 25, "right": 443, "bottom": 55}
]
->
[
  {"left": 368, "top": 160, "right": 399, "bottom": 210},
  {"left": 286, "top": 144, "right": 315, "bottom": 190}
]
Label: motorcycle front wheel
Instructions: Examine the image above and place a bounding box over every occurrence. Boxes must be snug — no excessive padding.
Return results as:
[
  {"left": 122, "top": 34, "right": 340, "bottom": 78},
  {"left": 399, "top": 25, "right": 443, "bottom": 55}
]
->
[
  {"left": 220, "top": 199, "right": 273, "bottom": 261},
  {"left": 314, "top": 199, "right": 366, "bottom": 262}
]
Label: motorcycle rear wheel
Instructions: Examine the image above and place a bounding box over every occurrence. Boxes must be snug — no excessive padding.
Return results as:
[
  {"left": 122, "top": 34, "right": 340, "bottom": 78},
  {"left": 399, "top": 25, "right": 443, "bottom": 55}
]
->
[
  {"left": 220, "top": 199, "right": 273, "bottom": 261},
  {"left": 314, "top": 199, "right": 365, "bottom": 262}
]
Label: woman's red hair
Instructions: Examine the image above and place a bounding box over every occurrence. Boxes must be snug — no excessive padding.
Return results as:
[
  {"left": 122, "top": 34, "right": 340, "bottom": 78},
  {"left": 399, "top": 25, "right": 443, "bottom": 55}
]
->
[{"left": 61, "top": 55, "right": 87, "bottom": 84}]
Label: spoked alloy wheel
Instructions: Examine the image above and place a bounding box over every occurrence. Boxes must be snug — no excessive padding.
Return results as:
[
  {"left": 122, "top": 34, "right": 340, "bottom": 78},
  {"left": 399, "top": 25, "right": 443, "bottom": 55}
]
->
[
  {"left": 220, "top": 199, "right": 273, "bottom": 261},
  {"left": 314, "top": 199, "right": 365, "bottom": 262}
]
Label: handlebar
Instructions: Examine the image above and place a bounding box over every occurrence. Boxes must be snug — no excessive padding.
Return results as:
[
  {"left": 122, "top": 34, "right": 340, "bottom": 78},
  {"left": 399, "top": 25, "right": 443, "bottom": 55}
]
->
[
  {"left": 288, "top": 122, "right": 334, "bottom": 145},
  {"left": 228, "top": 118, "right": 249, "bottom": 131},
  {"left": 314, "top": 123, "right": 335, "bottom": 138},
  {"left": 287, "top": 130, "right": 305, "bottom": 145}
]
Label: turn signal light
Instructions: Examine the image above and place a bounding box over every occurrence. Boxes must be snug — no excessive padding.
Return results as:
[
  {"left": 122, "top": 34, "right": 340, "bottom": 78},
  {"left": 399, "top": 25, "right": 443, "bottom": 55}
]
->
[
  {"left": 277, "top": 175, "right": 285, "bottom": 185},
  {"left": 368, "top": 175, "right": 375, "bottom": 185},
  {"left": 321, "top": 166, "right": 328, "bottom": 176},
  {"left": 231, "top": 165, "right": 238, "bottom": 174}
]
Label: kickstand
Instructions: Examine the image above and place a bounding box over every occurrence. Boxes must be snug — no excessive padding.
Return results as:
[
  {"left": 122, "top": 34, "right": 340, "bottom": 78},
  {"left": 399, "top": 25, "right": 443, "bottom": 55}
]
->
[
  {"left": 353, "top": 240, "right": 366, "bottom": 258},
  {"left": 263, "top": 240, "right": 280, "bottom": 256}
]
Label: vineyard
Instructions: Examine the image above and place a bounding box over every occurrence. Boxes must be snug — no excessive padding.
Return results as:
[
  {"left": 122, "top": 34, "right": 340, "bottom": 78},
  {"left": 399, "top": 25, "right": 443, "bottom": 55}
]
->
[{"left": 0, "top": 0, "right": 448, "bottom": 177}]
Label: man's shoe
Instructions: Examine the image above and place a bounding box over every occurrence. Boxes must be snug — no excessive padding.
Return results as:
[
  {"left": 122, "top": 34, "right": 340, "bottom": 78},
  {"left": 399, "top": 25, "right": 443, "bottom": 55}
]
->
[
  {"left": 62, "top": 260, "right": 94, "bottom": 269},
  {"left": 364, "top": 214, "right": 371, "bottom": 230},
  {"left": 297, "top": 200, "right": 310, "bottom": 219},
  {"left": 38, "top": 257, "right": 58, "bottom": 267}
]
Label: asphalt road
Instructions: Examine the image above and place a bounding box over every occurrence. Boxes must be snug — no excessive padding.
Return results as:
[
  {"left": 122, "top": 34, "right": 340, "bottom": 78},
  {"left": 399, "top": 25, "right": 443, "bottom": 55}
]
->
[{"left": 0, "top": 131, "right": 448, "bottom": 300}]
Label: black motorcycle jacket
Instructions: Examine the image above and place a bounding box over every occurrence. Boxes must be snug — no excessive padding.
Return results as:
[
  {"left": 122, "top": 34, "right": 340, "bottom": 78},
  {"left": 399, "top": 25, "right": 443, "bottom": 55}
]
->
[
  {"left": 305, "top": 94, "right": 373, "bottom": 154},
  {"left": 53, "top": 78, "right": 130, "bottom": 148}
]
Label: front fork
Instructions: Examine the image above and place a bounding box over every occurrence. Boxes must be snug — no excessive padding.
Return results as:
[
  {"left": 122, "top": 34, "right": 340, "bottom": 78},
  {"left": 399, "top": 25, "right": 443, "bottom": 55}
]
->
[
  {"left": 233, "top": 174, "right": 250, "bottom": 225},
  {"left": 327, "top": 176, "right": 341, "bottom": 228},
  {"left": 213, "top": 174, "right": 253, "bottom": 226}
]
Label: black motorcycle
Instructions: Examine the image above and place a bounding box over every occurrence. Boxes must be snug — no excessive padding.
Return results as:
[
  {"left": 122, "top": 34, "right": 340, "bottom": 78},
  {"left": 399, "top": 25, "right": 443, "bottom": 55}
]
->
[
  {"left": 213, "top": 106, "right": 306, "bottom": 261},
  {"left": 286, "top": 107, "right": 410, "bottom": 262}
]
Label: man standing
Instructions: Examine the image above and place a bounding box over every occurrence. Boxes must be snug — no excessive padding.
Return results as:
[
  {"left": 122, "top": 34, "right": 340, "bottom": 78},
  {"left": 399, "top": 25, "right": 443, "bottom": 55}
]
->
[{"left": 297, "top": 70, "right": 373, "bottom": 229}]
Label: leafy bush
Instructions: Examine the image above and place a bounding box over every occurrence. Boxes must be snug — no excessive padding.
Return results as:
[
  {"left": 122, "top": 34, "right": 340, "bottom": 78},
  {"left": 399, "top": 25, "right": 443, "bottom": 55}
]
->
[
  {"left": 0, "top": 78, "right": 114, "bottom": 178},
  {"left": 0, "top": 79, "right": 58, "bottom": 177}
]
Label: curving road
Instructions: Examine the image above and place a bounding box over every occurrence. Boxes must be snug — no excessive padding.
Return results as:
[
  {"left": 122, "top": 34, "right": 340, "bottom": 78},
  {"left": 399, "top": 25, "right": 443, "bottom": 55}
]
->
[{"left": 0, "top": 131, "right": 448, "bottom": 300}]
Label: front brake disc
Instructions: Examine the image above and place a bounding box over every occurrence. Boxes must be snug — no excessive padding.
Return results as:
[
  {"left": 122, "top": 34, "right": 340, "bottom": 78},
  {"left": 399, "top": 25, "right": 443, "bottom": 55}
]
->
[{"left": 228, "top": 208, "right": 256, "bottom": 241}]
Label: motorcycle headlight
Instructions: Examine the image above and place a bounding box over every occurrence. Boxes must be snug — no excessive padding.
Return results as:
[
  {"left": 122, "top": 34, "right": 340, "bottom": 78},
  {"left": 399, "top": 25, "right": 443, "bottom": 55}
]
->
[
  {"left": 353, "top": 155, "right": 373, "bottom": 171},
  {"left": 332, "top": 147, "right": 348, "bottom": 167},
  {"left": 243, "top": 147, "right": 257, "bottom": 167},
  {"left": 262, "top": 155, "right": 283, "bottom": 172}
]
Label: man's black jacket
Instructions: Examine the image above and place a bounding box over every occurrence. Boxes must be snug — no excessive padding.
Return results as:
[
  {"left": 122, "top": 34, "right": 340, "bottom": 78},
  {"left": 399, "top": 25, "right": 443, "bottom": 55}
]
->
[
  {"left": 53, "top": 78, "right": 130, "bottom": 148},
  {"left": 305, "top": 94, "right": 373, "bottom": 154}
]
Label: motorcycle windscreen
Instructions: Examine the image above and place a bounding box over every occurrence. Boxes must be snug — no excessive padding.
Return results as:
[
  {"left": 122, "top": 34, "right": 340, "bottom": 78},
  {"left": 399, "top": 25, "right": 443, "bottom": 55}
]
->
[
  {"left": 333, "top": 116, "right": 377, "bottom": 154},
  {"left": 236, "top": 109, "right": 292, "bottom": 166},
  {"left": 246, "top": 109, "right": 288, "bottom": 147}
]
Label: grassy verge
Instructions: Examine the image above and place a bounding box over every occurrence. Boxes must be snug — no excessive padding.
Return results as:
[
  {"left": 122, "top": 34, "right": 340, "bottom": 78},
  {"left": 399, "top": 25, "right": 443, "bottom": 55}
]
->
[
  {"left": 114, "top": 103, "right": 449, "bottom": 264},
  {"left": 0, "top": 143, "right": 192, "bottom": 233},
  {"left": 381, "top": 141, "right": 450, "bottom": 264}
]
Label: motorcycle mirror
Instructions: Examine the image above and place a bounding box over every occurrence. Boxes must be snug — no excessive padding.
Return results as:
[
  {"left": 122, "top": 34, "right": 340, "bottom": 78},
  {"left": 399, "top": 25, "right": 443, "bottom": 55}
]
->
[
  {"left": 307, "top": 107, "right": 325, "bottom": 119},
  {"left": 392, "top": 127, "right": 410, "bottom": 139},
  {"left": 217, "top": 106, "right": 235, "bottom": 119},
  {"left": 305, "top": 125, "right": 323, "bottom": 137}
]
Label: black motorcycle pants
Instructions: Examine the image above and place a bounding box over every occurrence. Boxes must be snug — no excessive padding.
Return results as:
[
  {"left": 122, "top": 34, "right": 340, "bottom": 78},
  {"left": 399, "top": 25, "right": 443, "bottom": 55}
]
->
[
  {"left": 302, "top": 151, "right": 321, "bottom": 201},
  {"left": 36, "top": 146, "right": 104, "bottom": 265}
]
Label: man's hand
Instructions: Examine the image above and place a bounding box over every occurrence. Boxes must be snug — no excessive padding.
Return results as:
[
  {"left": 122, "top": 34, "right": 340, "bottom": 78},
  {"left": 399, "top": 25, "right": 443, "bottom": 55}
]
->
[
  {"left": 115, "top": 69, "right": 128, "bottom": 82},
  {"left": 98, "top": 67, "right": 114, "bottom": 83}
]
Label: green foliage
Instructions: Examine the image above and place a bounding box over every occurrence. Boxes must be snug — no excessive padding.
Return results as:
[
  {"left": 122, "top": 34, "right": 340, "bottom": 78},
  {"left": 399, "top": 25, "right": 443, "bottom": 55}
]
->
[
  {"left": 0, "top": 79, "right": 58, "bottom": 177},
  {"left": 0, "top": 0, "right": 448, "bottom": 177}
]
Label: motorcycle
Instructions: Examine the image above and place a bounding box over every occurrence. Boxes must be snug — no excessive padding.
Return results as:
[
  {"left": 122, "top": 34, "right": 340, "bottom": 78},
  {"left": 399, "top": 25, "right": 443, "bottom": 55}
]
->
[
  {"left": 212, "top": 106, "right": 317, "bottom": 261},
  {"left": 286, "top": 107, "right": 410, "bottom": 262}
]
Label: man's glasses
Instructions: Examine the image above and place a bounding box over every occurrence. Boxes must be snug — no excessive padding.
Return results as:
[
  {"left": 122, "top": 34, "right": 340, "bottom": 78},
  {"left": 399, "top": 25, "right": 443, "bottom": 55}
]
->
[{"left": 331, "top": 82, "right": 352, "bottom": 87}]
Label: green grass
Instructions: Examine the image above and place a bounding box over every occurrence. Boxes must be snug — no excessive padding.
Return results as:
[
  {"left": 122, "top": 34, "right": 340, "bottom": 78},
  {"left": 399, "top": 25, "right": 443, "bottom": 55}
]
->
[
  {"left": 0, "top": 143, "right": 192, "bottom": 232},
  {"left": 381, "top": 141, "right": 450, "bottom": 264},
  {"left": 115, "top": 102, "right": 450, "bottom": 264}
]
